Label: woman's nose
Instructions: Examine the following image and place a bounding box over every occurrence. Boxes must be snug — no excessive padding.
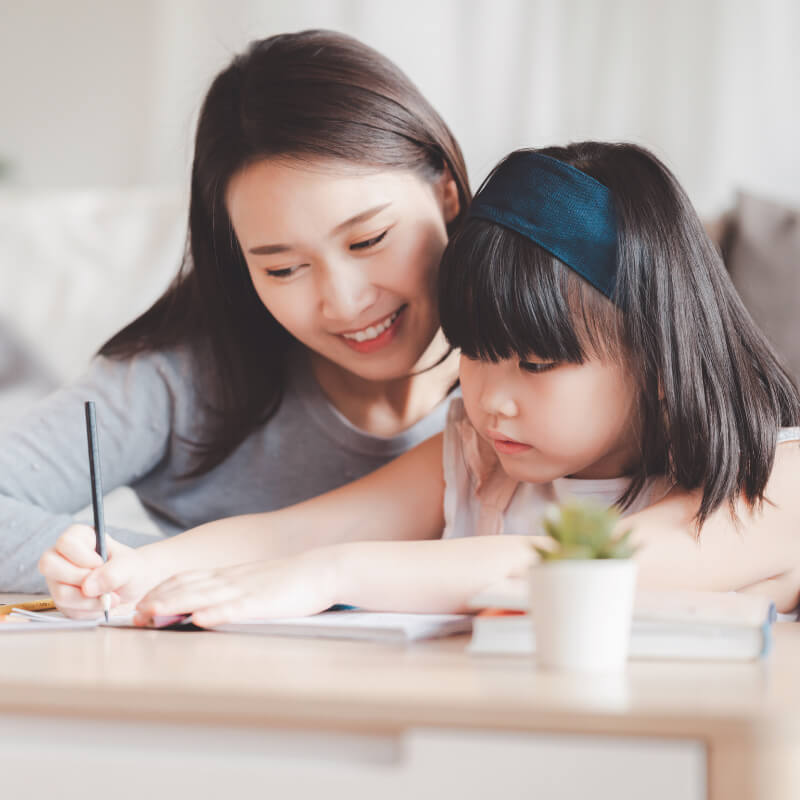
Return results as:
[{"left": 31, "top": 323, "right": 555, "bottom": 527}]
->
[{"left": 319, "top": 261, "right": 377, "bottom": 322}]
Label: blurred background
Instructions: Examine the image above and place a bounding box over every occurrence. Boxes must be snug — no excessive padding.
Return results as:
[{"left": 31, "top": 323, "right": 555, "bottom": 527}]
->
[{"left": 1, "top": 0, "right": 799, "bottom": 418}]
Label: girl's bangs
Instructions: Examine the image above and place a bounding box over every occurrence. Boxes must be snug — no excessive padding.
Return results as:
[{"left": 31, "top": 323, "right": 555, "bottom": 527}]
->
[{"left": 439, "top": 220, "right": 621, "bottom": 364}]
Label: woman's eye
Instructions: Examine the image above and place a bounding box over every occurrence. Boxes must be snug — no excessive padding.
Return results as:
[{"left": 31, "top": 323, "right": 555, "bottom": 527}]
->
[
  {"left": 265, "top": 264, "right": 308, "bottom": 279},
  {"left": 519, "top": 360, "right": 556, "bottom": 374},
  {"left": 350, "top": 229, "right": 388, "bottom": 251}
]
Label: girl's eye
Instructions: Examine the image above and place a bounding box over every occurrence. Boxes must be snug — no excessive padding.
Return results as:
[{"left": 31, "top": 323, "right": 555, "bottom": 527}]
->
[
  {"left": 519, "top": 360, "right": 557, "bottom": 374},
  {"left": 265, "top": 264, "right": 309, "bottom": 279},
  {"left": 350, "top": 229, "right": 389, "bottom": 251}
]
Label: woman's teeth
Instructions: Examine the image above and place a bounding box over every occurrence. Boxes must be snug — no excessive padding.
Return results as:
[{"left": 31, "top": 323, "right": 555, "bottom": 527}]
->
[{"left": 341, "top": 309, "right": 400, "bottom": 342}]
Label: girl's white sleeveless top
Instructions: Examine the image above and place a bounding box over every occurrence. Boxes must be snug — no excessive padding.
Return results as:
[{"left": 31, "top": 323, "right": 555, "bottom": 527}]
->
[{"left": 442, "top": 397, "right": 800, "bottom": 540}]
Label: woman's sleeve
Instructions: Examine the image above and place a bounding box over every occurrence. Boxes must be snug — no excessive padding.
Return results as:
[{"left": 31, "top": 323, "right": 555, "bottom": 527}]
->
[{"left": 0, "top": 351, "right": 179, "bottom": 591}]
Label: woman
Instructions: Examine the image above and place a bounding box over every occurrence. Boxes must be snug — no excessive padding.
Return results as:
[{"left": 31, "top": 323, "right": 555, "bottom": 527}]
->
[{"left": 0, "top": 30, "right": 467, "bottom": 591}]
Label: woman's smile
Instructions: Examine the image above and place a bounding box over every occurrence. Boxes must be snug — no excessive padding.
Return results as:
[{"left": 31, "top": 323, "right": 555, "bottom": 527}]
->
[{"left": 337, "top": 304, "right": 407, "bottom": 354}]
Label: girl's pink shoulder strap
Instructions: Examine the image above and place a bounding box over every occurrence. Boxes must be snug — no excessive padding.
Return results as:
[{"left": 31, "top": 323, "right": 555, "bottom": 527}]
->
[{"left": 453, "top": 404, "right": 519, "bottom": 536}]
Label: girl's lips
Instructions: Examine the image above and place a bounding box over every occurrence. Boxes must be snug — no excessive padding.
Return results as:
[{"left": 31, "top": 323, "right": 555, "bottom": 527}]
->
[
  {"left": 492, "top": 439, "right": 533, "bottom": 455},
  {"left": 339, "top": 305, "right": 406, "bottom": 354}
]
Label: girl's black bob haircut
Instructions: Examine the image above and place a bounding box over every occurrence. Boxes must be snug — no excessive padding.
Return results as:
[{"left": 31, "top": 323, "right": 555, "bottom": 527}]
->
[{"left": 439, "top": 142, "right": 800, "bottom": 525}]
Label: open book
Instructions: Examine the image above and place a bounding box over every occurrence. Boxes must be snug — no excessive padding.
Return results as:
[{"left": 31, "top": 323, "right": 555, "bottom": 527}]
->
[
  {"left": 0, "top": 606, "right": 134, "bottom": 632},
  {"left": 0, "top": 606, "right": 472, "bottom": 644}
]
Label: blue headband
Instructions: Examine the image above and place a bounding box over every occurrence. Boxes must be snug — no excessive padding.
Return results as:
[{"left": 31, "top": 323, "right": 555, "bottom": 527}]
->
[{"left": 468, "top": 152, "right": 618, "bottom": 301}]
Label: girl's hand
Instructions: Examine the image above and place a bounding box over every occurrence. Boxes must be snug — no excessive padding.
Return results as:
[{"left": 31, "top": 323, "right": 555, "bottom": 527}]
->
[
  {"left": 134, "top": 550, "right": 339, "bottom": 628},
  {"left": 738, "top": 566, "right": 800, "bottom": 614},
  {"left": 38, "top": 524, "right": 152, "bottom": 618}
]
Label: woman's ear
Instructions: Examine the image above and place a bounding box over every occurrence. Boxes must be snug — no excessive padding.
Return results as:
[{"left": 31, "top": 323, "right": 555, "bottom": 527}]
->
[{"left": 435, "top": 165, "right": 461, "bottom": 224}]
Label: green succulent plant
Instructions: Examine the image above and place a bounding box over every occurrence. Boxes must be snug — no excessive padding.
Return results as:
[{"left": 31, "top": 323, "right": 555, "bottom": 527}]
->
[{"left": 533, "top": 501, "right": 636, "bottom": 561}]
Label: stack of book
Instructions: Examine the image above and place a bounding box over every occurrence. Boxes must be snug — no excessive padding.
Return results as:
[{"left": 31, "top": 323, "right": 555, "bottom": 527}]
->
[{"left": 468, "top": 577, "right": 778, "bottom": 661}]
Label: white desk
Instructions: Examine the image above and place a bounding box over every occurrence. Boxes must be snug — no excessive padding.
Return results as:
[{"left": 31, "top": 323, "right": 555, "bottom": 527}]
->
[{"left": 1, "top": 596, "right": 798, "bottom": 800}]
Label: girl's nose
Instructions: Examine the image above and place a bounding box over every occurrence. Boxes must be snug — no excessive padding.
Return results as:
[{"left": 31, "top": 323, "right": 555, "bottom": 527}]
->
[
  {"left": 482, "top": 392, "right": 519, "bottom": 419},
  {"left": 479, "top": 369, "right": 519, "bottom": 418},
  {"left": 319, "top": 261, "right": 377, "bottom": 322}
]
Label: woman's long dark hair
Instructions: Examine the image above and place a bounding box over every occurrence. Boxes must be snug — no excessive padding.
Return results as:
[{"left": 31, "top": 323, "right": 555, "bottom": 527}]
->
[
  {"left": 101, "top": 30, "right": 470, "bottom": 477},
  {"left": 440, "top": 142, "right": 799, "bottom": 525}
]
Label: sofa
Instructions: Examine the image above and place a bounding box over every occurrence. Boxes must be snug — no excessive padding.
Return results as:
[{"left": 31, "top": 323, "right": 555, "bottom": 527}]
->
[{"left": 0, "top": 187, "right": 187, "bottom": 533}]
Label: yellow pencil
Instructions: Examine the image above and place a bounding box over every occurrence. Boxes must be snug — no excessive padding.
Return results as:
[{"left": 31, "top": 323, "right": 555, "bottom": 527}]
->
[{"left": 0, "top": 598, "right": 56, "bottom": 616}]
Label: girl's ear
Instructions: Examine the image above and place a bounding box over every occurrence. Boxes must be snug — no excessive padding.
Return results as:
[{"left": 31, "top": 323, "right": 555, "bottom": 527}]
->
[{"left": 435, "top": 165, "right": 461, "bottom": 223}]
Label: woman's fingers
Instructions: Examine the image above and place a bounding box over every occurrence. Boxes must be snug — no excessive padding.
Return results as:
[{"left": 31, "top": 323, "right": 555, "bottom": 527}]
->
[
  {"left": 54, "top": 524, "right": 104, "bottom": 568},
  {"left": 39, "top": 526, "right": 134, "bottom": 617},
  {"left": 137, "top": 576, "right": 242, "bottom": 617},
  {"left": 82, "top": 552, "right": 135, "bottom": 597},
  {"left": 190, "top": 599, "right": 249, "bottom": 629},
  {"left": 135, "top": 557, "right": 332, "bottom": 628},
  {"left": 141, "top": 569, "right": 215, "bottom": 597},
  {"left": 48, "top": 583, "right": 120, "bottom": 618},
  {"left": 38, "top": 549, "right": 92, "bottom": 587}
]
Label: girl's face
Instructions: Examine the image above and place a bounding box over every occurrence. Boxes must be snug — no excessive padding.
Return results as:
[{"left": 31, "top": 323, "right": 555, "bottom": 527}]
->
[
  {"left": 226, "top": 158, "right": 460, "bottom": 382},
  {"left": 459, "top": 353, "right": 640, "bottom": 482}
]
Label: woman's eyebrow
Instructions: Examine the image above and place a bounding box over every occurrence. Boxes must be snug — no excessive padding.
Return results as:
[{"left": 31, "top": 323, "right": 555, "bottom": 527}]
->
[
  {"left": 330, "top": 202, "right": 392, "bottom": 235},
  {"left": 248, "top": 203, "right": 392, "bottom": 255},
  {"left": 249, "top": 242, "right": 293, "bottom": 255}
]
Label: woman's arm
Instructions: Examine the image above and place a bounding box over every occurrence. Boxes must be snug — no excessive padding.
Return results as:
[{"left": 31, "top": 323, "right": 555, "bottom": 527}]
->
[
  {"left": 139, "top": 433, "right": 447, "bottom": 571},
  {"left": 135, "top": 442, "right": 800, "bottom": 624},
  {"left": 1, "top": 352, "right": 179, "bottom": 592},
  {"left": 134, "top": 535, "right": 534, "bottom": 626},
  {"left": 45, "top": 433, "right": 448, "bottom": 614}
]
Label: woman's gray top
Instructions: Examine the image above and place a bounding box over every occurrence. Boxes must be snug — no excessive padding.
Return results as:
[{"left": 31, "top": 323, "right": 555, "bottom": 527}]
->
[{"left": 0, "top": 345, "right": 453, "bottom": 591}]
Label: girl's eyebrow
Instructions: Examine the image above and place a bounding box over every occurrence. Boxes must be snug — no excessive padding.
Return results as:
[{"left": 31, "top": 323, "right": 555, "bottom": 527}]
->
[{"left": 248, "top": 203, "right": 392, "bottom": 255}]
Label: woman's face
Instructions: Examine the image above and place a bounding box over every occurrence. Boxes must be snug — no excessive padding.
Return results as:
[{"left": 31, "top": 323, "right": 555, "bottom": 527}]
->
[
  {"left": 459, "top": 353, "right": 640, "bottom": 482},
  {"left": 226, "top": 158, "right": 460, "bottom": 382}
]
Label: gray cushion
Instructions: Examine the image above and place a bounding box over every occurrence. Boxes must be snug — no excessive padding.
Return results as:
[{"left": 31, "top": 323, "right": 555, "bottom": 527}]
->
[{"left": 723, "top": 192, "right": 800, "bottom": 385}]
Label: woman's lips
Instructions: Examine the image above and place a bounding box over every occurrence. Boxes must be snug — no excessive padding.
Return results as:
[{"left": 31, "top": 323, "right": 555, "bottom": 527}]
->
[{"left": 338, "top": 305, "right": 406, "bottom": 354}]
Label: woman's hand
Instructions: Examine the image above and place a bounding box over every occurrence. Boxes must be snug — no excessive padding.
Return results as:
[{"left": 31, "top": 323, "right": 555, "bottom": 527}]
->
[
  {"left": 134, "top": 549, "right": 340, "bottom": 628},
  {"left": 38, "top": 524, "right": 155, "bottom": 618}
]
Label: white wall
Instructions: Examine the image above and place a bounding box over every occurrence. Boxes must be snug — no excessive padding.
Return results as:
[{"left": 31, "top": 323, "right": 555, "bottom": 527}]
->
[{"left": 1, "top": 0, "right": 798, "bottom": 214}]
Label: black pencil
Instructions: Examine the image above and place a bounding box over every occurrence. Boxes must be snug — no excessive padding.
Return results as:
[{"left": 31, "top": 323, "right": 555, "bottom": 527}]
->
[{"left": 84, "top": 401, "right": 111, "bottom": 622}]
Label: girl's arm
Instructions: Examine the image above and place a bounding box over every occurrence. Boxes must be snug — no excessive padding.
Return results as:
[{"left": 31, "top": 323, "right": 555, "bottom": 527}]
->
[
  {"left": 625, "top": 440, "right": 800, "bottom": 607},
  {"left": 331, "top": 439, "right": 800, "bottom": 611},
  {"left": 335, "top": 484, "right": 800, "bottom": 610}
]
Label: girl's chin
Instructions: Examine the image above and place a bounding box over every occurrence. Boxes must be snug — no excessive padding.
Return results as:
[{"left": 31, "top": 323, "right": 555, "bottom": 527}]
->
[{"left": 497, "top": 457, "right": 563, "bottom": 485}]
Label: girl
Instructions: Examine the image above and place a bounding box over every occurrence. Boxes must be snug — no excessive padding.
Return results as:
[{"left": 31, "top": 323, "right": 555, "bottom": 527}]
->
[
  {"left": 40, "top": 142, "right": 800, "bottom": 623},
  {"left": 0, "top": 30, "right": 468, "bottom": 592}
]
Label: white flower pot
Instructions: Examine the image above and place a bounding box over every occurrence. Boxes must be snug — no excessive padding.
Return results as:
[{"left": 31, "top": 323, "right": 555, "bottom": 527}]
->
[{"left": 529, "top": 559, "right": 638, "bottom": 672}]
